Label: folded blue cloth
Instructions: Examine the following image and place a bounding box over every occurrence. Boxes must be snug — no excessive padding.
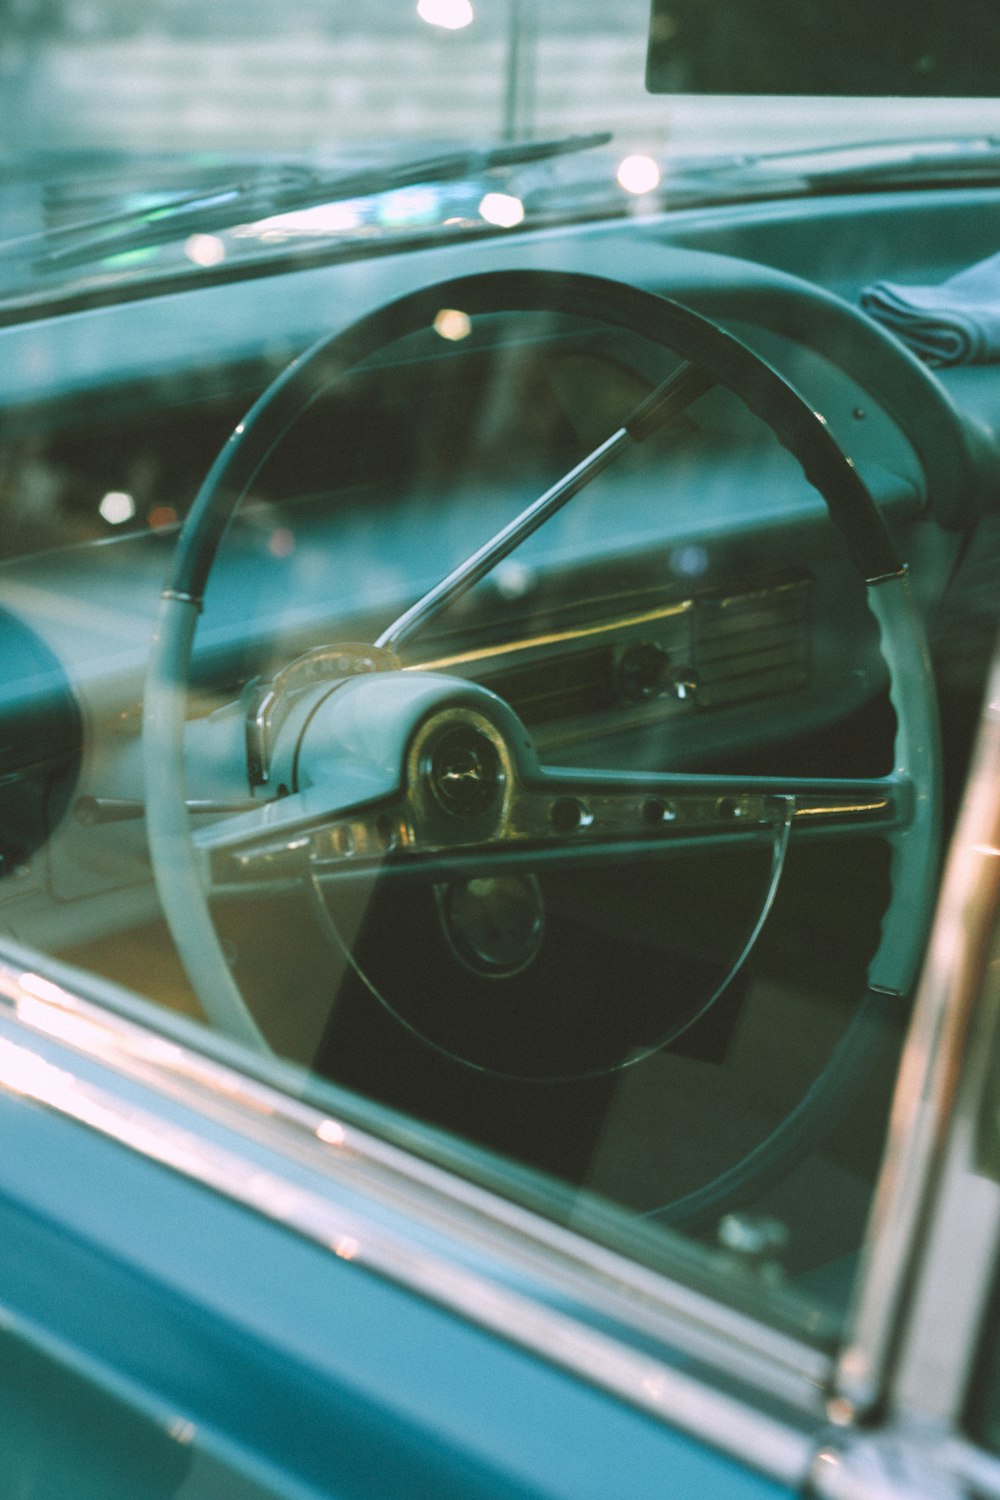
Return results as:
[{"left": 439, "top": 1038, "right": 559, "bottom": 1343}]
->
[{"left": 860, "top": 250, "right": 1000, "bottom": 366}]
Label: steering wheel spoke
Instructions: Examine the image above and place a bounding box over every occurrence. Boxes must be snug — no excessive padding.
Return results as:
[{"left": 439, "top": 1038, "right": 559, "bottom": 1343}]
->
[
  {"left": 198, "top": 752, "right": 913, "bottom": 902},
  {"left": 524, "top": 767, "right": 912, "bottom": 843},
  {"left": 197, "top": 783, "right": 403, "bottom": 891}
]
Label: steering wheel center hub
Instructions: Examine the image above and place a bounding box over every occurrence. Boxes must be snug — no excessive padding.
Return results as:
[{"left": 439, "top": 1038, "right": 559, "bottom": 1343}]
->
[
  {"left": 407, "top": 706, "right": 512, "bottom": 845},
  {"left": 426, "top": 725, "right": 503, "bottom": 819}
]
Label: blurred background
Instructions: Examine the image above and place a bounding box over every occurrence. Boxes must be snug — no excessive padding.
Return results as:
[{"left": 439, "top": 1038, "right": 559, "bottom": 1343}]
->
[
  {"left": 3, "top": 0, "right": 999, "bottom": 198},
  {"left": 0, "top": 0, "right": 667, "bottom": 155}
]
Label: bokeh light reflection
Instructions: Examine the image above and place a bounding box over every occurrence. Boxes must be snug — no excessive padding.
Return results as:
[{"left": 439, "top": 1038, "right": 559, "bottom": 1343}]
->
[
  {"left": 617, "top": 154, "right": 661, "bottom": 195},
  {"left": 478, "top": 192, "right": 524, "bottom": 228},
  {"left": 433, "top": 307, "right": 472, "bottom": 341},
  {"left": 417, "top": 0, "right": 474, "bottom": 29}
]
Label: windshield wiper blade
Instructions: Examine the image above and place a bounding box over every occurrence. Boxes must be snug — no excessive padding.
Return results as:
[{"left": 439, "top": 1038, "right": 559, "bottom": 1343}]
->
[
  {"left": 10, "top": 133, "right": 612, "bottom": 275},
  {"left": 663, "top": 135, "right": 1000, "bottom": 202}
]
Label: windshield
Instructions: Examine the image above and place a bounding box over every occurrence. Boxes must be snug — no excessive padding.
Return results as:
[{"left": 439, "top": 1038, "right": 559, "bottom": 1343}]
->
[{"left": 3, "top": 0, "right": 1000, "bottom": 306}]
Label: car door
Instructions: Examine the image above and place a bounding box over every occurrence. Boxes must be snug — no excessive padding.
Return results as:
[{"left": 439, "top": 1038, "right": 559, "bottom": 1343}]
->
[
  {"left": 0, "top": 634, "right": 993, "bottom": 1499},
  {"left": 0, "top": 939, "right": 818, "bottom": 1499}
]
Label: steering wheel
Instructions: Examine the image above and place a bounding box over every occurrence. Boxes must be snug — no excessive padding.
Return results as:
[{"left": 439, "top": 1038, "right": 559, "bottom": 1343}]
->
[{"left": 143, "top": 270, "right": 940, "bottom": 1115}]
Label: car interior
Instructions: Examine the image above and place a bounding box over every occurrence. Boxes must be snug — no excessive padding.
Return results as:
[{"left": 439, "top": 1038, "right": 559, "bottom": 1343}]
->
[{"left": 1, "top": 9, "right": 999, "bottom": 1350}]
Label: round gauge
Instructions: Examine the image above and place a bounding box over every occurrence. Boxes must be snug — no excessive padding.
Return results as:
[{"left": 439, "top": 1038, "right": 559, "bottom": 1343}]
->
[{"left": 436, "top": 874, "right": 545, "bottom": 978}]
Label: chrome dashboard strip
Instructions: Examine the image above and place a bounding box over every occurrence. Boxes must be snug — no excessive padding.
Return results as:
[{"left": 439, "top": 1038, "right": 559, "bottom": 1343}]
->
[
  {"left": 405, "top": 596, "right": 692, "bottom": 673},
  {"left": 0, "top": 947, "right": 824, "bottom": 1487},
  {"left": 402, "top": 575, "right": 810, "bottom": 678}
]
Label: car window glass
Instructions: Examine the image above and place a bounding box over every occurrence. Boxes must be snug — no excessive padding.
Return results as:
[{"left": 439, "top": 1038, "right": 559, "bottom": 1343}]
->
[
  {"left": 2, "top": 0, "right": 999, "bottom": 1366},
  {"left": 11, "top": 306, "right": 920, "bottom": 1349}
]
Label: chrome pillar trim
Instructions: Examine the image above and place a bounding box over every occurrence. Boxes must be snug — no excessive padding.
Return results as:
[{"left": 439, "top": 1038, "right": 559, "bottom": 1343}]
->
[
  {"left": 836, "top": 640, "right": 1000, "bottom": 1418},
  {"left": 0, "top": 945, "right": 826, "bottom": 1485}
]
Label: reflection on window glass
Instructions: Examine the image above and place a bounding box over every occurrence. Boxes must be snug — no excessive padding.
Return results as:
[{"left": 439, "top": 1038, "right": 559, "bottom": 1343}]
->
[
  {"left": 30, "top": 312, "right": 923, "bottom": 1343},
  {"left": 3, "top": 0, "right": 999, "bottom": 1372}
]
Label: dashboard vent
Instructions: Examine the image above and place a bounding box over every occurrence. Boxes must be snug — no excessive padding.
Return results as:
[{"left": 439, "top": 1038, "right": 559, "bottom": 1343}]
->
[{"left": 691, "top": 584, "right": 811, "bottom": 709}]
